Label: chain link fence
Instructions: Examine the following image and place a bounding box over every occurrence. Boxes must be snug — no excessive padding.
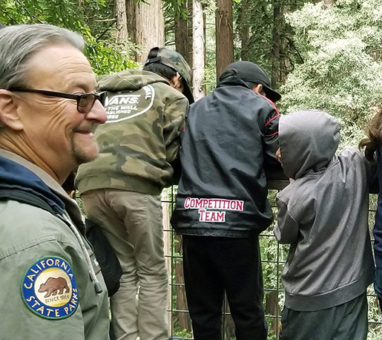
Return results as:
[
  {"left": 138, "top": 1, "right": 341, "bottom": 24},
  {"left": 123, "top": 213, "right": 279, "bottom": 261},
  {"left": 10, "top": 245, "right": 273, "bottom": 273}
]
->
[{"left": 162, "top": 187, "right": 382, "bottom": 340}]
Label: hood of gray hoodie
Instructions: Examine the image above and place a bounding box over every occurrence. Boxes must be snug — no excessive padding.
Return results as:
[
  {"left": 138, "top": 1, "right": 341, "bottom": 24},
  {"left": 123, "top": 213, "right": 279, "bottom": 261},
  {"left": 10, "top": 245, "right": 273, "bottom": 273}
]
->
[{"left": 279, "top": 110, "right": 340, "bottom": 179}]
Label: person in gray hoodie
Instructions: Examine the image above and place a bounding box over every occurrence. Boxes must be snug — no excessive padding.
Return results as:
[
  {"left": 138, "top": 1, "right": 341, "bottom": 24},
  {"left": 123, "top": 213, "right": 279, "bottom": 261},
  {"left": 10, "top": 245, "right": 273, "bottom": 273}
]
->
[{"left": 274, "top": 110, "right": 376, "bottom": 340}]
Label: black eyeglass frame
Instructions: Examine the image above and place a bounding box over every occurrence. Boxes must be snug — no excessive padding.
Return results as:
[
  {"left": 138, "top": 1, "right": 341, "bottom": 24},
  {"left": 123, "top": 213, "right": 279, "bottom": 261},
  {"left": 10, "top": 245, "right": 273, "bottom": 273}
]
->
[{"left": 8, "top": 88, "right": 106, "bottom": 114}]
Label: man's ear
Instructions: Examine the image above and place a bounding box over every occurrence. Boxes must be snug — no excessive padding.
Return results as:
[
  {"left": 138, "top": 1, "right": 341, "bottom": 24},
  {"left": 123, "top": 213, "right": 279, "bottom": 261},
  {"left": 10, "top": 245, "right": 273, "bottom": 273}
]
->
[
  {"left": 252, "top": 84, "right": 264, "bottom": 95},
  {"left": 169, "top": 73, "right": 183, "bottom": 92},
  {"left": 0, "top": 90, "right": 24, "bottom": 131}
]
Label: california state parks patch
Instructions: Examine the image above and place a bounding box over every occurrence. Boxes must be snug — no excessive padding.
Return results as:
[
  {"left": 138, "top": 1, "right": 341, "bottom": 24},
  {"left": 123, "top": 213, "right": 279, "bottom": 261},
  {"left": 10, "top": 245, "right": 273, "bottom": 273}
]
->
[{"left": 21, "top": 256, "right": 78, "bottom": 319}]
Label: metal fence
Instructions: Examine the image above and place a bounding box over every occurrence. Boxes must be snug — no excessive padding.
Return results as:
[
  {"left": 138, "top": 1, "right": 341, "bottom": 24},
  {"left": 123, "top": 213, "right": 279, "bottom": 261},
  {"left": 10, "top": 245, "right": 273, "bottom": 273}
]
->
[{"left": 162, "top": 188, "right": 382, "bottom": 340}]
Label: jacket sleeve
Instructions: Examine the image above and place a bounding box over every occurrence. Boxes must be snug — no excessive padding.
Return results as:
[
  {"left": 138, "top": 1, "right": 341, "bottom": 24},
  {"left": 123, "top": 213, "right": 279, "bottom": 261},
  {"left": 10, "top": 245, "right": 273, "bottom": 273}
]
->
[
  {"left": 163, "top": 95, "right": 189, "bottom": 183},
  {"left": 259, "top": 99, "right": 288, "bottom": 183},
  {"left": 260, "top": 98, "right": 281, "bottom": 166},
  {"left": 0, "top": 208, "right": 110, "bottom": 340},
  {"left": 0, "top": 243, "right": 87, "bottom": 339},
  {"left": 274, "top": 195, "right": 299, "bottom": 244}
]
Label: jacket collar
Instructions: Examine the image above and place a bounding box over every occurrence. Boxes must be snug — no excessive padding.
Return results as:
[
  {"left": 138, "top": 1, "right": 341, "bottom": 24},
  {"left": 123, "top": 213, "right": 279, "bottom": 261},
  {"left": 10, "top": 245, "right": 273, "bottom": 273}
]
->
[{"left": 0, "top": 149, "right": 85, "bottom": 232}]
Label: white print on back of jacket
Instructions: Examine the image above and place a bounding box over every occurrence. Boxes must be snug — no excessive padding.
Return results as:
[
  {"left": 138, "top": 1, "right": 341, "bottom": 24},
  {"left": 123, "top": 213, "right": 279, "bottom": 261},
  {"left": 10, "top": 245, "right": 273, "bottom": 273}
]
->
[
  {"left": 104, "top": 85, "right": 155, "bottom": 123},
  {"left": 184, "top": 197, "right": 244, "bottom": 222}
]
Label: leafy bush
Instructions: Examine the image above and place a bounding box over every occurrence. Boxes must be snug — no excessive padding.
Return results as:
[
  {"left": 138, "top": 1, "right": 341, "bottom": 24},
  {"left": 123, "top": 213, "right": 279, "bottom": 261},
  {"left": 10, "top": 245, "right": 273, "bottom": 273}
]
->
[{"left": 280, "top": 0, "right": 382, "bottom": 146}]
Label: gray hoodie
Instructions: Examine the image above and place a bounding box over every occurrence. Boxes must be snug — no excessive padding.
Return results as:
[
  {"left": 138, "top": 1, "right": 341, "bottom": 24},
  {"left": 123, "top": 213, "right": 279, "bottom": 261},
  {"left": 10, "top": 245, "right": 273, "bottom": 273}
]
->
[{"left": 274, "top": 110, "right": 375, "bottom": 311}]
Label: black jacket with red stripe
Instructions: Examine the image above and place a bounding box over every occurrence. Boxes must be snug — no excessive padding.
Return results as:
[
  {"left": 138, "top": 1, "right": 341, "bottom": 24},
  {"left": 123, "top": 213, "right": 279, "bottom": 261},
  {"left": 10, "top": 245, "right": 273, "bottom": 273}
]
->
[{"left": 171, "top": 76, "right": 282, "bottom": 237}]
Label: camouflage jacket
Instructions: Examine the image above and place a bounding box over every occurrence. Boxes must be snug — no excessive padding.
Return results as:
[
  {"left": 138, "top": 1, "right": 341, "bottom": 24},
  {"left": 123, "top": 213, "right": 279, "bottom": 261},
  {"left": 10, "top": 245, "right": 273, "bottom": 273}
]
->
[{"left": 76, "top": 69, "right": 189, "bottom": 195}]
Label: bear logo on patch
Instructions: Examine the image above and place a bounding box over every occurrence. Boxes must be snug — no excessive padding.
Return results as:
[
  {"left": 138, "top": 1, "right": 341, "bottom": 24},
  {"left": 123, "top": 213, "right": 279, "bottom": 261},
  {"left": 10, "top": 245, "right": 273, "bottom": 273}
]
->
[
  {"left": 22, "top": 256, "right": 78, "bottom": 320},
  {"left": 38, "top": 277, "right": 70, "bottom": 298}
]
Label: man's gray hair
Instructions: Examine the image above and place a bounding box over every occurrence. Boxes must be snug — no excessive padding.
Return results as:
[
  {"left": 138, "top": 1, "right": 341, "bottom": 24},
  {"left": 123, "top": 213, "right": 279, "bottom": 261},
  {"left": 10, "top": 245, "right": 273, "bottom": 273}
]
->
[{"left": 0, "top": 24, "right": 85, "bottom": 90}]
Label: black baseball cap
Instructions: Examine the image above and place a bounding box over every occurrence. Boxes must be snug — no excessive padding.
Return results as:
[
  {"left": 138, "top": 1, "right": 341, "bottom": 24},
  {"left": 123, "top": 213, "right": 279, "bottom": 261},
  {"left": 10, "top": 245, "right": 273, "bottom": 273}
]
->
[{"left": 219, "top": 61, "right": 281, "bottom": 102}]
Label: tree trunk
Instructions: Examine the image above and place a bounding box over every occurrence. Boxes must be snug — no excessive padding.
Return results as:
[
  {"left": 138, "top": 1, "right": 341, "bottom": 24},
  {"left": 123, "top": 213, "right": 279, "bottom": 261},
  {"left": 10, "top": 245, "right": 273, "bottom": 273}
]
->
[
  {"left": 187, "top": 0, "right": 194, "bottom": 73},
  {"left": 271, "top": 0, "right": 295, "bottom": 88},
  {"left": 175, "top": 1, "right": 192, "bottom": 67},
  {"left": 271, "top": 0, "right": 282, "bottom": 87},
  {"left": 115, "top": 0, "right": 128, "bottom": 44},
  {"left": 237, "top": 0, "right": 251, "bottom": 60},
  {"left": 215, "top": 0, "right": 234, "bottom": 78},
  {"left": 126, "top": 0, "right": 165, "bottom": 63},
  {"left": 192, "top": 0, "right": 205, "bottom": 100},
  {"left": 265, "top": 290, "right": 280, "bottom": 337},
  {"left": 174, "top": 236, "right": 192, "bottom": 333}
]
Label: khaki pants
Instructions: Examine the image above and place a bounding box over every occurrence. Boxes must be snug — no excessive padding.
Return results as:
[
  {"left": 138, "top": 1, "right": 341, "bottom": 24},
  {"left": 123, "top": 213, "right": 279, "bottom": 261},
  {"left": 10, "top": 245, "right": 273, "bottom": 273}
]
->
[{"left": 82, "top": 189, "right": 168, "bottom": 340}]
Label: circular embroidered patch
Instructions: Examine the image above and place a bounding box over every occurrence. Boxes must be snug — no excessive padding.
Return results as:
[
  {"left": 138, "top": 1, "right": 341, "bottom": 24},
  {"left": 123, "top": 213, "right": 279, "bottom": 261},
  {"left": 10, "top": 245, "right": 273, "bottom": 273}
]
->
[{"left": 22, "top": 256, "right": 78, "bottom": 319}]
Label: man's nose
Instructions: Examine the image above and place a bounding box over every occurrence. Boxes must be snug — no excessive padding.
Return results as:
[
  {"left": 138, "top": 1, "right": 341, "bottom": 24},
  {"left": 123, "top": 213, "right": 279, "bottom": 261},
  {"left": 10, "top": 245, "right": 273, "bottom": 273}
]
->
[{"left": 87, "top": 99, "right": 107, "bottom": 124}]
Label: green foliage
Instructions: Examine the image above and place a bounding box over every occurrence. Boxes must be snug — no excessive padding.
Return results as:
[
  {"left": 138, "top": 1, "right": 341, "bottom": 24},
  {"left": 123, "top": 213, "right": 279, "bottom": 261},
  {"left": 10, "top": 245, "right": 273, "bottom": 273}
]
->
[
  {"left": 1, "top": 0, "right": 89, "bottom": 30},
  {"left": 232, "top": 0, "right": 306, "bottom": 81},
  {"left": 233, "top": 0, "right": 273, "bottom": 69},
  {"left": 163, "top": 0, "right": 189, "bottom": 19},
  {"left": 84, "top": 32, "right": 138, "bottom": 75},
  {"left": 0, "top": 0, "right": 137, "bottom": 75},
  {"left": 173, "top": 328, "right": 192, "bottom": 339},
  {"left": 280, "top": 0, "right": 382, "bottom": 146}
]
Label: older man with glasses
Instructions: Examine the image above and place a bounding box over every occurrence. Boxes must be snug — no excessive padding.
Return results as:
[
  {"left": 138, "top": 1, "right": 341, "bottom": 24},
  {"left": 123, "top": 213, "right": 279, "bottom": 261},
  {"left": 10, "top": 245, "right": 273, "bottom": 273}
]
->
[{"left": 0, "top": 24, "right": 109, "bottom": 339}]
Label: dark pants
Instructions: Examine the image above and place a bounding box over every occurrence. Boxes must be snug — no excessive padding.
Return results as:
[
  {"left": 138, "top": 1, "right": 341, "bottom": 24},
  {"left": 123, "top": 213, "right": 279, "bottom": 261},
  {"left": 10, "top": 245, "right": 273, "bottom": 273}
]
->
[
  {"left": 374, "top": 267, "right": 382, "bottom": 312},
  {"left": 280, "top": 293, "right": 368, "bottom": 340},
  {"left": 182, "top": 235, "right": 267, "bottom": 340}
]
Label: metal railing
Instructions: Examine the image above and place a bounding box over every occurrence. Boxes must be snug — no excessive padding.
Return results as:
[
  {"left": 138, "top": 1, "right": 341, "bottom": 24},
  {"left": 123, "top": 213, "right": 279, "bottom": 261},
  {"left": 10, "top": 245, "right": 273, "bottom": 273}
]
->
[{"left": 163, "top": 187, "right": 382, "bottom": 340}]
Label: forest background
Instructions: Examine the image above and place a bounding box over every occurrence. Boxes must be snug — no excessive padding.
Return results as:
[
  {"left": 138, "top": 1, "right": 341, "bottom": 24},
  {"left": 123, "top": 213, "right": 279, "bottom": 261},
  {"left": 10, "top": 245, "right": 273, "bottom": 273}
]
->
[
  {"left": 2, "top": 0, "right": 382, "bottom": 145},
  {"left": 1, "top": 0, "right": 382, "bottom": 339}
]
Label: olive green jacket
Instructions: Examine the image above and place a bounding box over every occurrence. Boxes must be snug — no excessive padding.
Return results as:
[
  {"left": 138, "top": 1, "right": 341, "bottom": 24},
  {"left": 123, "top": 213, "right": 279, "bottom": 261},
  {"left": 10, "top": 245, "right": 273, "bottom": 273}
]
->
[
  {"left": 76, "top": 69, "right": 189, "bottom": 195},
  {"left": 0, "top": 149, "right": 110, "bottom": 340}
]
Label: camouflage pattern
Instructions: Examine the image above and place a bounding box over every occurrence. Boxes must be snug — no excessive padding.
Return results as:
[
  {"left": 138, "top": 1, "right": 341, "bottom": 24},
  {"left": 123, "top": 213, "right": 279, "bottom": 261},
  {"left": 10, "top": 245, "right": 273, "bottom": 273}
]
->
[
  {"left": 75, "top": 69, "right": 189, "bottom": 195},
  {"left": 146, "top": 48, "right": 191, "bottom": 88},
  {"left": 145, "top": 47, "right": 194, "bottom": 103}
]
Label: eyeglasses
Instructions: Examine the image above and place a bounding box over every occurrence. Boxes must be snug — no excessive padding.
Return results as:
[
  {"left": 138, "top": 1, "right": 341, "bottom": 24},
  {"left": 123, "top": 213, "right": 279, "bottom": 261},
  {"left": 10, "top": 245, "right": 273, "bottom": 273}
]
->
[{"left": 9, "top": 88, "right": 106, "bottom": 114}]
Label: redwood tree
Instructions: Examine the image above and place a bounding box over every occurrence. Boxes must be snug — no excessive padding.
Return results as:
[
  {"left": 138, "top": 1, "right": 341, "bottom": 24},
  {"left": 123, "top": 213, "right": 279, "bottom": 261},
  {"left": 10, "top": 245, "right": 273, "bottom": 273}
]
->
[
  {"left": 215, "top": 0, "right": 234, "bottom": 78},
  {"left": 115, "top": 0, "right": 128, "bottom": 44},
  {"left": 126, "top": 0, "right": 165, "bottom": 62}
]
